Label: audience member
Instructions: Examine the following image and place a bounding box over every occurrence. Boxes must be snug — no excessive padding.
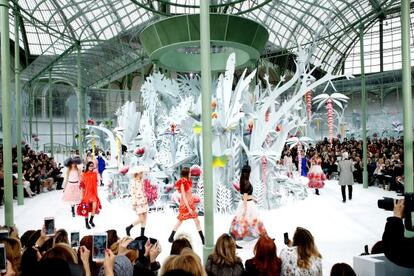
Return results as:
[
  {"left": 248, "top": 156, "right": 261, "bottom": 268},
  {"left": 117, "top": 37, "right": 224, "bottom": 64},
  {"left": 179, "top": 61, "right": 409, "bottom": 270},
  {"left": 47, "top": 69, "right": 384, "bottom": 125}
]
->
[
  {"left": 245, "top": 234, "right": 281, "bottom": 276},
  {"left": 280, "top": 227, "right": 322, "bottom": 276},
  {"left": 205, "top": 233, "right": 244, "bottom": 276}
]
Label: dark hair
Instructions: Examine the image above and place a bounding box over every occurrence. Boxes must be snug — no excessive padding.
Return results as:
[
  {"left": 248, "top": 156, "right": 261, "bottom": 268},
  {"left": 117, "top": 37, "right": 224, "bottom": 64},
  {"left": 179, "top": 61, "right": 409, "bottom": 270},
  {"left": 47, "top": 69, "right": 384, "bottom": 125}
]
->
[
  {"left": 85, "top": 161, "right": 94, "bottom": 172},
  {"left": 54, "top": 229, "right": 69, "bottom": 244},
  {"left": 35, "top": 258, "right": 72, "bottom": 276},
  {"left": 239, "top": 165, "right": 252, "bottom": 194},
  {"left": 106, "top": 229, "right": 119, "bottom": 249},
  {"left": 371, "top": 241, "right": 384, "bottom": 254},
  {"left": 20, "top": 230, "right": 36, "bottom": 249},
  {"left": 21, "top": 247, "right": 40, "bottom": 276},
  {"left": 170, "top": 237, "right": 192, "bottom": 255},
  {"left": 330, "top": 263, "right": 356, "bottom": 276},
  {"left": 181, "top": 167, "right": 190, "bottom": 179},
  {"left": 163, "top": 269, "right": 194, "bottom": 276}
]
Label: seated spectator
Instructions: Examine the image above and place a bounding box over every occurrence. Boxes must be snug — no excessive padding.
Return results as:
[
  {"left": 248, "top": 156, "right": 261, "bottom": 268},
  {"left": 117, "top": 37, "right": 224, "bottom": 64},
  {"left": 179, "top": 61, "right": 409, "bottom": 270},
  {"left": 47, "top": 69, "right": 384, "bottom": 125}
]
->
[
  {"left": 205, "top": 233, "right": 244, "bottom": 276},
  {"left": 54, "top": 229, "right": 69, "bottom": 244},
  {"left": 161, "top": 248, "right": 206, "bottom": 276},
  {"left": 330, "top": 263, "right": 356, "bottom": 276},
  {"left": 245, "top": 234, "right": 281, "bottom": 276},
  {"left": 170, "top": 237, "right": 192, "bottom": 255},
  {"left": 280, "top": 227, "right": 322, "bottom": 276}
]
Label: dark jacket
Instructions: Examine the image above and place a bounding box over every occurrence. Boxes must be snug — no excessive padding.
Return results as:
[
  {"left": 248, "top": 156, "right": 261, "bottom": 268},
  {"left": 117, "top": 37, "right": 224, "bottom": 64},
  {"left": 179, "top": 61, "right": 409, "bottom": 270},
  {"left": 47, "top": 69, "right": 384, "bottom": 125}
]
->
[
  {"left": 382, "top": 216, "right": 414, "bottom": 268},
  {"left": 205, "top": 255, "right": 244, "bottom": 276},
  {"left": 244, "top": 259, "right": 281, "bottom": 276}
]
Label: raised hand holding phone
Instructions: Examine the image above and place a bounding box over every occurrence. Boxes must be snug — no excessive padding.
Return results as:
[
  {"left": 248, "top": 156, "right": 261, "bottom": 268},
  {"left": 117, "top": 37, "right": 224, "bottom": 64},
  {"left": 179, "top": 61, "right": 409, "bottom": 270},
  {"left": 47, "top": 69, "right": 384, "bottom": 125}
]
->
[{"left": 0, "top": 243, "right": 6, "bottom": 273}]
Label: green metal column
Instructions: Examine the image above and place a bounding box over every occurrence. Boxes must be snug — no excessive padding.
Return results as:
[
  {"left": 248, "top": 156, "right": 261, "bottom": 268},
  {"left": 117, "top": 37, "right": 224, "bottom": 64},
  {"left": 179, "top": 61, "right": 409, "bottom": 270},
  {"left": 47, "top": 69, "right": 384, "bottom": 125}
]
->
[
  {"left": 48, "top": 70, "right": 54, "bottom": 157},
  {"left": 360, "top": 25, "right": 368, "bottom": 189},
  {"left": 29, "top": 83, "right": 33, "bottom": 141},
  {"left": 401, "top": 0, "right": 413, "bottom": 193},
  {"left": 14, "top": 6, "right": 24, "bottom": 205},
  {"left": 200, "top": 1, "right": 214, "bottom": 262},
  {"left": 1, "top": 0, "right": 14, "bottom": 226},
  {"left": 77, "top": 44, "right": 84, "bottom": 159}
]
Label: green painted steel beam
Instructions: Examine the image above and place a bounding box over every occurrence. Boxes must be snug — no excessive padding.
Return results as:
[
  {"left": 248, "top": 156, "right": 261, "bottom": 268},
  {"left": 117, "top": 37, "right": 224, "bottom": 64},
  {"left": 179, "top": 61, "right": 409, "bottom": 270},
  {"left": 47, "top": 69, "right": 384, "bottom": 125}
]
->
[
  {"left": 24, "top": 43, "right": 78, "bottom": 87},
  {"left": 360, "top": 24, "right": 368, "bottom": 189},
  {"left": 401, "top": 0, "right": 413, "bottom": 193},
  {"left": 200, "top": 0, "right": 214, "bottom": 262},
  {"left": 77, "top": 45, "right": 84, "bottom": 159},
  {"left": 1, "top": 0, "right": 15, "bottom": 226},
  {"left": 49, "top": 70, "right": 54, "bottom": 158},
  {"left": 14, "top": 5, "right": 24, "bottom": 205},
  {"left": 140, "top": 14, "right": 268, "bottom": 72}
]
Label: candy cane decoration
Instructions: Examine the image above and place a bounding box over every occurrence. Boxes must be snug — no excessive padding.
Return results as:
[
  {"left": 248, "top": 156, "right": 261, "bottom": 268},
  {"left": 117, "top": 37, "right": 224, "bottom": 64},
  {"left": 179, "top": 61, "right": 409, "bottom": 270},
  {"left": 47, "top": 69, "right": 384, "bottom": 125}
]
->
[
  {"left": 326, "top": 99, "right": 334, "bottom": 144},
  {"left": 306, "top": 91, "right": 312, "bottom": 119}
]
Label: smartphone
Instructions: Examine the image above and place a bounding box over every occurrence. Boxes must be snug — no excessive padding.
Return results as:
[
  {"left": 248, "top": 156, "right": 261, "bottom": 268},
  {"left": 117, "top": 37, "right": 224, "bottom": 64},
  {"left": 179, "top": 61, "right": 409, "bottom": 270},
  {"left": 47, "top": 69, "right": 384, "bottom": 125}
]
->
[
  {"left": 70, "top": 232, "right": 80, "bottom": 248},
  {"left": 92, "top": 233, "right": 107, "bottom": 262},
  {"left": 149, "top": 238, "right": 157, "bottom": 245},
  {"left": 284, "top": 232, "right": 289, "bottom": 245},
  {"left": 0, "top": 243, "right": 6, "bottom": 273},
  {"left": 44, "top": 217, "right": 55, "bottom": 237},
  {"left": 0, "top": 230, "right": 9, "bottom": 239}
]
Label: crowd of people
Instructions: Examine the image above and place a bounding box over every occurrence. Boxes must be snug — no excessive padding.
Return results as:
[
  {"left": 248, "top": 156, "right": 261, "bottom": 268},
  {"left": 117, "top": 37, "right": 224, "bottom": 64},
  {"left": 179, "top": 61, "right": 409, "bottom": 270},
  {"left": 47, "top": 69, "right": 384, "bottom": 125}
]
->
[
  {"left": 0, "top": 144, "right": 64, "bottom": 206},
  {"left": 0, "top": 223, "right": 361, "bottom": 276},
  {"left": 282, "top": 137, "right": 405, "bottom": 193}
]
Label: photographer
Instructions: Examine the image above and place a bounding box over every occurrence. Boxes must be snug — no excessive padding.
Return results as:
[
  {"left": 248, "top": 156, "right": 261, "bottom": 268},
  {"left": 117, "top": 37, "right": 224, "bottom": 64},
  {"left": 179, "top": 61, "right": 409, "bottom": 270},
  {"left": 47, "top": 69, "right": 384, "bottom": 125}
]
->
[{"left": 382, "top": 199, "right": 414, "bottom": 268}]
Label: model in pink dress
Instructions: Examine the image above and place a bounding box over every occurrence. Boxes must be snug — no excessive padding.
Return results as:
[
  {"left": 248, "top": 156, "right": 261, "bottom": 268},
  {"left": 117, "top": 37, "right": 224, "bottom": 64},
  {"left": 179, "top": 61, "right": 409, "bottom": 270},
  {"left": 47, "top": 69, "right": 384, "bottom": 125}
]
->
[
  {"left": 307, "top": 153, "right": 326, "bottom": 195},
  {"left": 63, "top": 162, "right": 82, "bottom": 217}
]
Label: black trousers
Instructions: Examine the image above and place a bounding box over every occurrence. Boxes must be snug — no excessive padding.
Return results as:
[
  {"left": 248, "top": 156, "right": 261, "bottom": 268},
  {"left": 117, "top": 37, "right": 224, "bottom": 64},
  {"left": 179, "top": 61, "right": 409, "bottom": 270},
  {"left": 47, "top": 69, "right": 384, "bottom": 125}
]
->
[{"left": 341, "top": 185, "right": 353, "bottom": 201}]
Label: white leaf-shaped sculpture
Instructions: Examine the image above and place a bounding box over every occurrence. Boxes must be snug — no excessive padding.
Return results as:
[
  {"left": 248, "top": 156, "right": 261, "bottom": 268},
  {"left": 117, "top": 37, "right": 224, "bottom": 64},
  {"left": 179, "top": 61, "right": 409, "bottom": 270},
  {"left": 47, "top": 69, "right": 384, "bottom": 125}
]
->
[
  {"left": 115, "top": 101, "right": 141, "bottom": 145},
  {"left": 286, "top": 136, "right": 313, "bottom": 150}
]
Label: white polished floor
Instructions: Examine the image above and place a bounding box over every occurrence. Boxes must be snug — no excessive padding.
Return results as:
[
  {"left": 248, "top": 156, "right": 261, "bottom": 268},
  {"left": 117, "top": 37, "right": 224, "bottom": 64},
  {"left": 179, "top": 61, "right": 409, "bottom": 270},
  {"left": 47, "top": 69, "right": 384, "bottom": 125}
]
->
[{"left": 2, "top": 179, "right": 397, "bottom": 275}]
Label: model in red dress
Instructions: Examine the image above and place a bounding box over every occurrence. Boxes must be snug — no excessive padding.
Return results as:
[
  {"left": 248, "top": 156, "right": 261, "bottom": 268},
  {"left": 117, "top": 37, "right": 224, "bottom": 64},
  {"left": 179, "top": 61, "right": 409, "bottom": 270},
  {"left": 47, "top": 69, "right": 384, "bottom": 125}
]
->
[
  {"left": 168, "top": 167, "right": 205, "bottom": 244},
  {"left": 78, "top": 161, "right": 101, "bottom": 229}
]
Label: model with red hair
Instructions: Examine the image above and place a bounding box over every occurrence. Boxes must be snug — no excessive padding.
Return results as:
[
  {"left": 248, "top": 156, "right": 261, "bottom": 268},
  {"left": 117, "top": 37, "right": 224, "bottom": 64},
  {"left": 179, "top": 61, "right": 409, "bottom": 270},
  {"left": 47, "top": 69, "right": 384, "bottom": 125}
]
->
[{"left": 244, "top": 234, "right": 281, "bottom": 276}]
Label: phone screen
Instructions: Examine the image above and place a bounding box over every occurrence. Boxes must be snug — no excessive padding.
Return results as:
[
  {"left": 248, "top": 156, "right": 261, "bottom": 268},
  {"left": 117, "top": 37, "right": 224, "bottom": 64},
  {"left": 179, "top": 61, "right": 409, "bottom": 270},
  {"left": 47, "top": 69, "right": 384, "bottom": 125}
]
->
[
  {"left": 71, "top": 232, "right": 80, "bottom": 248},
  {"left": 0, "top": 230, "right": 9, "bottom": 240},
  {"left": 284, "top": 232, "right": 289, "bottom": 245},
  {"left": 0, "top": 244, "right": 6, "bottom": 273},
  {"left": 44, "top": 218, "right": 55, "bottom": 236},
  {"left": 92, "top": 234, "right": 107, "bottom": 261}
]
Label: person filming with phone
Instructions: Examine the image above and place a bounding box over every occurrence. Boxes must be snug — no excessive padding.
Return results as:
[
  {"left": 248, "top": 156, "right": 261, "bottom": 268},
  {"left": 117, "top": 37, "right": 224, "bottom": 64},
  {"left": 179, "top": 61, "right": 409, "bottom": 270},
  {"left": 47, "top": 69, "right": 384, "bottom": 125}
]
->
[{"left": 382, "top": 199, "right": 414, "bottom": 268}]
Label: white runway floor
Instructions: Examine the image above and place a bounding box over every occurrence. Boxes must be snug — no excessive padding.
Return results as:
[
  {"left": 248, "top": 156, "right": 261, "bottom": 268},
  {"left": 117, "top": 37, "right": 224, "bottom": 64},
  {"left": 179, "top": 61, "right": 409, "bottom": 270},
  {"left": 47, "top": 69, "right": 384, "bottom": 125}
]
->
[{"left": 2, "top": 179, "right": 397, "bottom": 275}]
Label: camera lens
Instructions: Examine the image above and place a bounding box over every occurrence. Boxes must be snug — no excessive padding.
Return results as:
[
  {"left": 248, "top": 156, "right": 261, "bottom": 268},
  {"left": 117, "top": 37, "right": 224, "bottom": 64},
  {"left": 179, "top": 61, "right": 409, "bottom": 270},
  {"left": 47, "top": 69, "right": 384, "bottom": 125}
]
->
[{"left": 378, "top": 197, "right": 395, "bottom": 211}]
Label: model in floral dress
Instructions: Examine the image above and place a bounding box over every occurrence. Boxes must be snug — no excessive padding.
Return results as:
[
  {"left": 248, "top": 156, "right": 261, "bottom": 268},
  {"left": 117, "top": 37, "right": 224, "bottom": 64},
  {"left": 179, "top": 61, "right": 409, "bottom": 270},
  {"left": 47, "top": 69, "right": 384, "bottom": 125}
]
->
[
  {"left": 229, "top": 165, "right": 267, "bottom": 241},
  {"left": 62, "top": 162, "right": 82, "bottom": 217},
  {"left": 77, "top": 161, "right": 101, "bottom": 229},
  {"left": 307, "top": 153, "right": 326, "bottom": 195},
  {"left": 125, "top": 166, "right": 149, "bottom": 237},
  {"left": 168, "top": 167, "right": 205, "bottom": 244}
]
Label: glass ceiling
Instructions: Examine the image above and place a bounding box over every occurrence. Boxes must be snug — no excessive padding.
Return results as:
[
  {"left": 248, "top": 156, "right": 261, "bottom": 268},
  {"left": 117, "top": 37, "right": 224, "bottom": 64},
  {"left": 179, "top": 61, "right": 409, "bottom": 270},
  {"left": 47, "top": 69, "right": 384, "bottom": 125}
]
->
[{"left": 8, "top": 0, "right": 404, "bottom": 87}]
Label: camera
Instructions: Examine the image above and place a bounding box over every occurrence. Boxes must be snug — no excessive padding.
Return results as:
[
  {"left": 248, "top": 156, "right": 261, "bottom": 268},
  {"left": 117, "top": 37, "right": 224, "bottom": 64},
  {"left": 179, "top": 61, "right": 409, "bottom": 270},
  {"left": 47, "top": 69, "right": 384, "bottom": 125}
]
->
[{"left": 378, "top": 193, "right": 414, "bottom": 231}]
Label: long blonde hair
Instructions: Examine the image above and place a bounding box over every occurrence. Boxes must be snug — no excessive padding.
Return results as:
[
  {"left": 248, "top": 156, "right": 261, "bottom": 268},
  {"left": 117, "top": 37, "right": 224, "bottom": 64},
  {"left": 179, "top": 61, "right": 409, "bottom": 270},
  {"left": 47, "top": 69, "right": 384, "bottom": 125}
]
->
[
  {"left": 293, "top": 227, "right": 322, "bottom": 269},
  {"left": 211, "top": 234, "right": 240, "bottom": 266},
  {"left": 64, "top": 163, "right": 81, "bottom": 186},
  {"left": 161, "top": 248, "right": 206, "bottom": 276}
]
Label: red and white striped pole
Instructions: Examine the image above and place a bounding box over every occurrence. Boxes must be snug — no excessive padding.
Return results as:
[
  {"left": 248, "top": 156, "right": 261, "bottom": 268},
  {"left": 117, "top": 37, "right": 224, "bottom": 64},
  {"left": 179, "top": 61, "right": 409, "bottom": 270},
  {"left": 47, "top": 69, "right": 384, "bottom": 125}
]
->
[{"left": 326, "top": 99, "right": 334, "bottom": 144}]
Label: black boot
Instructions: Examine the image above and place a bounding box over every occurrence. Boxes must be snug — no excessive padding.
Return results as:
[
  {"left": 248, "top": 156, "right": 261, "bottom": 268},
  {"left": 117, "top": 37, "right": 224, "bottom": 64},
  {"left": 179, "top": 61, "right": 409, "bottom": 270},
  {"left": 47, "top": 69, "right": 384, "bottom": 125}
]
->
[
  {"left": 341, "top": 186, "right": 346, "bottom": 203},
  {"left": 71, "top": 205, "right": 75, "bottom": 217},
  {"left": 89, "top": 215, "right": 95, "bottom": 228},
  {"left": 85, "top": 218, "right": 91, "bottom": 229},
  {"left": 198, "top": 231, "right": 205, "bottom": 245},
  {"left": 168, "top": 231, "right": 176, "bottom": 243},
  {"left": 315, "top": 189, "right": 320, "bottom": 195},
  {"left": 140, "top": 227, "right": 145, "bottom": 237},
  {"left": 126, "top": 224, "right": 133, "bottom": 236}
]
